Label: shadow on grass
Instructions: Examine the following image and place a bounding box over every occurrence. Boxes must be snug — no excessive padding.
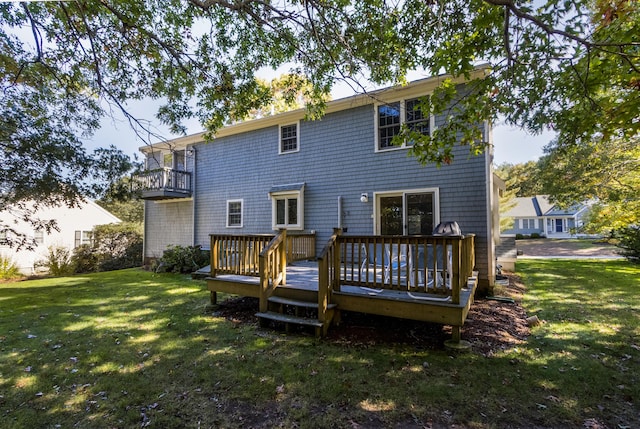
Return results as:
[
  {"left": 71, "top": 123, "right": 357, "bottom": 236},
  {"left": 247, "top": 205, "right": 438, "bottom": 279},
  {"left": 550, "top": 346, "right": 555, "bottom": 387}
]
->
[{"left": 0, "top": 263, "right": 638, "bottom": 428}]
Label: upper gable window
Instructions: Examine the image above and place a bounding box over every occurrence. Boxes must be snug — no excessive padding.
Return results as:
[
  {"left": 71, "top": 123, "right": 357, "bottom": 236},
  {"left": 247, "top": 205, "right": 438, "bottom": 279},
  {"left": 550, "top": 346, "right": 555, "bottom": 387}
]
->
[
  {"left": 0, "top": 230, "right": 8, "bottom": 246},
  {"left": 279, "top": 123, "right": 299, "bottom": 154},
  {"left": 377, "top": 97, "right": 432, "bottom": 151}
]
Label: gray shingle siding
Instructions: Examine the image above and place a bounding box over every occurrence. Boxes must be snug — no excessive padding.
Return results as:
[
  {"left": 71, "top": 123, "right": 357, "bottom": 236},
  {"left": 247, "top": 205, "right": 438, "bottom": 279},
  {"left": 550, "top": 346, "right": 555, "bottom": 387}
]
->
[
  {"left": 144, "top": 94, "right": 493, "bottom": 285},
  {"left": 144, "top": 200, "right": 193, "bottom": 257}
]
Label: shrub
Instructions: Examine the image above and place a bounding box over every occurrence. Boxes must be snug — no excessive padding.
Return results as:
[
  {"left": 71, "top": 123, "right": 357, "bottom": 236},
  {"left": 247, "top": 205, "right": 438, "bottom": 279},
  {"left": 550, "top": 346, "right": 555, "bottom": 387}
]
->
[
  {"left": 530, "top": 233, "right": 542, "bottom": 239},
  {"left": 613, "top": 226, "right": 640, "bottom": 263},
  {"left": 515, "top": 234, "right": 525, "bottom": 240},
  {"left": 93, "top": 222, "right": 143, "bottom": 271},
  {"left": 71, "top": 244, "right": 100, "bottom": 274},
  {"left": 37, "top": 246, "right": 74, "bottom": 276},
  {"left": 154, "top": 245, "right": 210, "bottom": 274},
  {"left": 0, "top": 254, "right": 21, "bottom": 280}
]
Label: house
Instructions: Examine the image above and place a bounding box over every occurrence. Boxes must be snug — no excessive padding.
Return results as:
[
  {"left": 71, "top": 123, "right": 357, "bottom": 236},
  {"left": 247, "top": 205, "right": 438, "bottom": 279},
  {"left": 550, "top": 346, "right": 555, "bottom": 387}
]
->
[
  {"left": 0, "top": 200, "right": 121, "bottom": 275},
  {"left": 133, "top": 68, "right": 503, "bottom": 342},
  {"left": 502, "top": 195, "right": 592, "bottom": 238}
]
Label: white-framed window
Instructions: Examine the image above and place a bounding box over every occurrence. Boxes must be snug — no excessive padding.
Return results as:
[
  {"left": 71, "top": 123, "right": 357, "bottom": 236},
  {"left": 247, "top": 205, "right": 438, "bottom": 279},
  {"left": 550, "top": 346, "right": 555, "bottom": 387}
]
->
[
  {"left": 33, "top": 229, "right": 44, "bottom": 245},
  {"left": 376, "top": 97, "right": 433, "bottom": 151},
  {"left": 521, "top": 218, "right": 536, "bottom": 229},
  {"left": 0, "top": 230, "right": 8, "bottom": 246},
  {"left": 378, "top": 102, "right": 401, "bottom": 149},
  {"left": 226, "top": 199, "right": 243, "bottom": 228},
  {"left": 279, "top": 123, "right": 299, "bottom": 154},
  {"left": 269, "top": 184, "right": 305, "bottom": 230},
  {"left": 74, "top": 230, "right": 93, "bottom": 248}
]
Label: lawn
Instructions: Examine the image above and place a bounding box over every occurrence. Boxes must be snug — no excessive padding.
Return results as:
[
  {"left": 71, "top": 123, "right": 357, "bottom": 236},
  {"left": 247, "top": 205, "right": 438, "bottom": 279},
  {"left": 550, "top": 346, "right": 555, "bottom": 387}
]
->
[{"left": 0, "top": 261, "right": 638, "bottom": 428}]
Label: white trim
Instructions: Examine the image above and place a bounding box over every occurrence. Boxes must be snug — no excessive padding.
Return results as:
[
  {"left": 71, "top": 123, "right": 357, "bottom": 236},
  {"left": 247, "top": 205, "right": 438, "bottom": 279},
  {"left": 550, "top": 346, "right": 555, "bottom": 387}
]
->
[
  {"left": 278, "top": 121, "right": 300, "bottom": 155},
  {"left": 270, "top": 188, "right": 304, "bottom": 231},
  {"left": 226, "top": 199, "right": 244, "bottom": 228},
  {"left": 372, "top": 187, "right": 440, "bottom": 235}
]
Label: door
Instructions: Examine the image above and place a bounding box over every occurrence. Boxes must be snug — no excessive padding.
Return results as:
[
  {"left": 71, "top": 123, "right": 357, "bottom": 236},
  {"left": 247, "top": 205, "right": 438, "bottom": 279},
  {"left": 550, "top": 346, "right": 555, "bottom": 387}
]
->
[{"left": 377, "top": 190, "right": 436, "bottom": 235}]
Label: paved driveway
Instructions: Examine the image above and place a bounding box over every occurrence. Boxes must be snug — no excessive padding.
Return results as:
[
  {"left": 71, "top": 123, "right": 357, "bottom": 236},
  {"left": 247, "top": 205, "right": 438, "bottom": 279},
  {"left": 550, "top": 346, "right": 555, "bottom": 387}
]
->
[{"left": 516, "top": 239, "right": 623, "bottom": 259}]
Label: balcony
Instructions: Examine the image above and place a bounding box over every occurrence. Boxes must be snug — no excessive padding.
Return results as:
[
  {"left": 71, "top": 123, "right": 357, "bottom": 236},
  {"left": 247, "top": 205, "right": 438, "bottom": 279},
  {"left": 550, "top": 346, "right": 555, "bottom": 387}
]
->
[{"left": 131, "top": 168, "right": 192, "bottom": 200}]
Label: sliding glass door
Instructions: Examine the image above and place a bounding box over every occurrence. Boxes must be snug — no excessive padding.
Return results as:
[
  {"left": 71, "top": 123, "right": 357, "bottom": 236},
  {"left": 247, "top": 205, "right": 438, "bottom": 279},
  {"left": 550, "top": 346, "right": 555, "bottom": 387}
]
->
[{"left": 376, "top": 190, "right": 437, "bottom": 235}]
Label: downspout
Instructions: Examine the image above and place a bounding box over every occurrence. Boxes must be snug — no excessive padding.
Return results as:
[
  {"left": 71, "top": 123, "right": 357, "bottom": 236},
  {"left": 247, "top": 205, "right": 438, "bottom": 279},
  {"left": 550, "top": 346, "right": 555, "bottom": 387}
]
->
[
  {"left": 142, "top": 200, "right": 147, "bottom": 267},
  {"left": 337, "top": 196, "right": 343, "bottom": 229},
  {"left": 190, "top": 146, "right": 197, "bottom": 247},
  {"left": 485, "top": 120, "right": 496, "bottom": 289}
]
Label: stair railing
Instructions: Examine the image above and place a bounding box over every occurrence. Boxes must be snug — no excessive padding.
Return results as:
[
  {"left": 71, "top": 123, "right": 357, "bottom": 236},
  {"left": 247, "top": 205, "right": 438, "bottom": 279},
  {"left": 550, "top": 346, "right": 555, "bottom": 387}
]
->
[{"left": 258, "top": 229, "right": 287, "bottom": 313}]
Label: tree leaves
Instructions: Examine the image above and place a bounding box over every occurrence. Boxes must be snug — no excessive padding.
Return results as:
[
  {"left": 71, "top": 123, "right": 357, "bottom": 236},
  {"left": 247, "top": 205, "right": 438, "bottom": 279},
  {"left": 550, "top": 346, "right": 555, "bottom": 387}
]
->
[{"left": 1, "top": 0, "right": 638, "bottom": 239}]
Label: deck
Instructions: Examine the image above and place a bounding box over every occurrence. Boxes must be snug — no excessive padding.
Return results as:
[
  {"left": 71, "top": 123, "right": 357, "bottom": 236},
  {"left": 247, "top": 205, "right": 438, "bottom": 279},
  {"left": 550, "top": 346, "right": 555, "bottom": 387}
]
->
[{"left": 206, "top": 230, "right": 479, "bottom": 342}]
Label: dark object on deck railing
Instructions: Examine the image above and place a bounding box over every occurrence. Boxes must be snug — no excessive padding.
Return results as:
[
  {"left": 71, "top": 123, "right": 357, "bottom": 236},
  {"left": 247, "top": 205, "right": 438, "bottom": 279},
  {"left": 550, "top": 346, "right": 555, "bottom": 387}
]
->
[{"left": 433, "top": 221, "right": 461, "bottom": 236}]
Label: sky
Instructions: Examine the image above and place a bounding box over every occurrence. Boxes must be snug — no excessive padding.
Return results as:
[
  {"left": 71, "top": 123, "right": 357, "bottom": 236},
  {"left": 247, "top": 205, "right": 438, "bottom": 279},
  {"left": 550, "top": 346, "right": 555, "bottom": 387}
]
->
[
  {"left": 87, "top": 92, "right": 554, "bottom": 167},
  {"left": 492, "top": 124, "right": 554, "bottom": 165},
  {"left": 85, "top": 61, "right": 556, "bottom": 166}
]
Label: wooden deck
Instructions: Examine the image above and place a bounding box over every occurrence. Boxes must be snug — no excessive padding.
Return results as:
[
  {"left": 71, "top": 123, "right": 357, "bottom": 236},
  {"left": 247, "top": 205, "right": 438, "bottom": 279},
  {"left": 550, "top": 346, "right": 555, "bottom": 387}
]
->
[{"left": 206, "top": 230, "right": 479, "bottom": 343}]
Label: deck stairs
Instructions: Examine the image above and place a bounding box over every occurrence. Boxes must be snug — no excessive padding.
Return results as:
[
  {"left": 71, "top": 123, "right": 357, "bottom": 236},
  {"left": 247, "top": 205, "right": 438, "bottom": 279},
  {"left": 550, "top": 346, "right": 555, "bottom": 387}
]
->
[{"left": 256, "top": 296, "right": 337, "bottom": 337}]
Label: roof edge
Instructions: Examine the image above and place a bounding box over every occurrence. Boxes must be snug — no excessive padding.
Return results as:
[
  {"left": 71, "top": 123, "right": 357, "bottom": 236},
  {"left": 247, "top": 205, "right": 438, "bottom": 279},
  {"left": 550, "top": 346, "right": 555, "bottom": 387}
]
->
[{"left": 139, "top": 65, "right": 491, "bottom": 153}]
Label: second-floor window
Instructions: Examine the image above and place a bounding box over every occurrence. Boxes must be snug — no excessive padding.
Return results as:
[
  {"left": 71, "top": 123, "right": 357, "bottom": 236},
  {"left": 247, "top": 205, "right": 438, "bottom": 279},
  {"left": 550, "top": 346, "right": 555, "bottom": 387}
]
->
[
  {"left": 34, "top": 229, "right": 44, "bottom": 245},
  {"left": 280, "top": 123, "right": 299, "bottom": 154},
  {"left": 377, "top": 97, "right": 431, "bottom": 151}
]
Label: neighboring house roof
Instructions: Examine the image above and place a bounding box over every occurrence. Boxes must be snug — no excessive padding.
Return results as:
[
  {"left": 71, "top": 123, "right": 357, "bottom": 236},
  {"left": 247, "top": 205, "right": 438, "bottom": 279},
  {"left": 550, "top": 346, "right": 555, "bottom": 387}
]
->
[{"left": 504, "top": 195, "right": 588, "bottom": 218}]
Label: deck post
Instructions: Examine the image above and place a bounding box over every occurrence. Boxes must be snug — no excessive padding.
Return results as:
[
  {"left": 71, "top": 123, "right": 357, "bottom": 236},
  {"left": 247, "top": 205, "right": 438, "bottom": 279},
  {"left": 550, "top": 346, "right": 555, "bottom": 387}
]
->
[
  {"left": 280, "top": 229, "right": 287, "bottom": 285},
  {"left": 259, "top": 252, "right": 268, "bottom": 313},
  {"left": 444, "top": 326, "right": 472, "bottom": 351},
  {"left": 210, "top": 235, "right": 219, "bottom": 278},
  {"left": 451, "top": 239, "right": 461, "bottom": 305},
  {"left": 332, "top": 228, "right": 342, "bottom": 293}
]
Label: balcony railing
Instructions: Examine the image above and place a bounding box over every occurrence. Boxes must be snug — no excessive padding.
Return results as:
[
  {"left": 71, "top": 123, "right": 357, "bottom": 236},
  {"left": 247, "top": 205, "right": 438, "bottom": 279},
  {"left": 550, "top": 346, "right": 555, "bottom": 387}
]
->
[{"left": 131, "top": 168, "right": 192, "bottom": 200}]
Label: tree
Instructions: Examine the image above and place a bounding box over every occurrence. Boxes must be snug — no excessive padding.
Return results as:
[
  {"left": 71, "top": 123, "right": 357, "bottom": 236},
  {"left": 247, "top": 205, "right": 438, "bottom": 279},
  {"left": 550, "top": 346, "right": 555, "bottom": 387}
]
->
[
  {"left": 495, "top": 161, "right": 544, "bottom": 198},
  {"left": 538, "top": 136, "right": 640, "bottom": 233},
  {"left": 243, "top": 74, "right": 332, "bottom": 120},
  {"left": 2, "top": 1, "right": 638, "bottom": 238},
  {"left": 96, "top": 177, "right": 145, "bottom": 224}
]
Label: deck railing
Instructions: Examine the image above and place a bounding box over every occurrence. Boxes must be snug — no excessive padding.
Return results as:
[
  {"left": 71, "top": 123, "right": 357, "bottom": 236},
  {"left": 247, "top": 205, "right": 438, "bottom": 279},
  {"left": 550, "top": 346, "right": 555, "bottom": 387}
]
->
[
  {"left": 258, "top": 231, "right": 288, "bottom": 312},
  {"left": 210, "top": 234, "right": 274, "bottom": 277},
  {"left": 317, "top": 229, "right": 342, "bottom": 323},
  {"left": 131, "top": 168, "right": 192, "bottom": 193},
  {"left": 327, "top": 234, "right": 475, "bottom": 305},
  {"left": 209, "top": 231, "right": 316, "bottom": 278}
]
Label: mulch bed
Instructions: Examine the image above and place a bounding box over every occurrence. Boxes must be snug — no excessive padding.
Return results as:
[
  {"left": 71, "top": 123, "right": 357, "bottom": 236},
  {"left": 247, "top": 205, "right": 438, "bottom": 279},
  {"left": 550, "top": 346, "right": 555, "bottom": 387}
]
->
[{"left": 210, "top": 271, "right": 530, "bottom": 355}]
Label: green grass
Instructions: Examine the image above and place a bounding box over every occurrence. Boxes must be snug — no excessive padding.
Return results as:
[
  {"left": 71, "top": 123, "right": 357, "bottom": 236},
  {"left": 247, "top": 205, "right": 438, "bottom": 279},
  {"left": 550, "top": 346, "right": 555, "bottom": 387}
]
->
[{"left": 0, "top": 262, "right": 638, "bottom": 428}]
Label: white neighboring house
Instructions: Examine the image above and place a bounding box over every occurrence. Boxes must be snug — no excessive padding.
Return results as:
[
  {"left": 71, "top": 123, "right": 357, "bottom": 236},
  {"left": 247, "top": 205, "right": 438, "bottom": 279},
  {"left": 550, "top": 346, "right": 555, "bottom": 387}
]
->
[
  {"left": 0, "top": 200, "right": 121, "bottom": 275},
  {"left": 502, "top": 195, "right": 593, "bottom": 238}
]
